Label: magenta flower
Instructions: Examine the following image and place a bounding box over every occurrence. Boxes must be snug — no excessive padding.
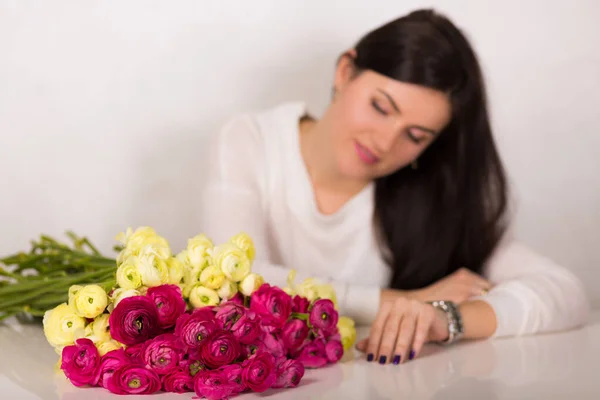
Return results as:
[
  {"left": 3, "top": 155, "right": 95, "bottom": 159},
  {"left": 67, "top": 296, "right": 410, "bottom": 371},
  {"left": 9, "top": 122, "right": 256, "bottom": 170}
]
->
[
  {"left": 325, "top": 339, "right": 344, "bottom": 363},
  {"left": 141, "top": 333, "right": 182, "bottom": 375},
  {"left": 106, "top": 364, "right": 161, "bottom": 394},
  {"left": 61, "top": 338, "right": 101, "bottom": 387},
  {"left": 175, "top": 308, "right": 219, "bottom": 349},
  {"left": 109, "top": 296, "right": 160, "bottom": 346},
  {"left": 214, "top": 302, "right": 245, "bottom": 330},
  {"left": 250, "top": 283, "right": 292, "bottom": 330},
  {"left": 241, "top": 352, "right": 276, "bottom": 393},
  {"left": 194, "top": 369, "right": 238, "bottom": 400},
  {"left": 231, "top": 311, "right": 260, "bottom": 345},
  {"left": 292, "top": 295, "right": 310, "bottom": 313},
  {"left": 147, "top": 284, "right": 186, "bottom": 330},
  {"left": 124, "top": 343, "right": 144, "bottom": 365},
  {"left": 97, "top": 349, "right": 130, "bottom": 388},
  {"left": 162, "top": 368, "right": 194, "bottom": 393},
  {"left": 309, "top": 299, "right": 338, "bottom": 335},
  {"left": 273, "top": 359, "right": 305, "bottom": 388},
  {"left": 295, "top": 340, "right": 328, "bottom": 369},
  {"left": 180, "top": 354, "right": 206, "bottom": 377},
  {"left": 226, "top": 292, "right": 244, "bottom": 306},
  {"left": 256, "top": 331, "right": 286, "bottom": 359},
  {"left": 219, "top": 364, "right": 245, "bottom": 395},
  {"left": 200, "top": 330, "right": 241, "bottom": 369},
  {"left": 281, "top": 319, "right": 309, "bottom": 352}
]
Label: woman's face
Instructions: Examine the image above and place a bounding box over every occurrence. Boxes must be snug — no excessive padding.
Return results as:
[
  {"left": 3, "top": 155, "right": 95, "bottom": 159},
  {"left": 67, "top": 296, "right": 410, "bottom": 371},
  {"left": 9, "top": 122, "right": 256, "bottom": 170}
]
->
[{"left": 322, "top": 55, "right": 453, "bottom": 182}]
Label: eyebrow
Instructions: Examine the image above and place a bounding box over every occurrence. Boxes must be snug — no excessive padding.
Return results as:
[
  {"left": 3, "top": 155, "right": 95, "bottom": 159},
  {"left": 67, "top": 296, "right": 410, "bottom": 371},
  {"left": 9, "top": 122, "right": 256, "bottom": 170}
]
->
[{"left": 376, "top": 88, "right": 438, "bottom": 135}]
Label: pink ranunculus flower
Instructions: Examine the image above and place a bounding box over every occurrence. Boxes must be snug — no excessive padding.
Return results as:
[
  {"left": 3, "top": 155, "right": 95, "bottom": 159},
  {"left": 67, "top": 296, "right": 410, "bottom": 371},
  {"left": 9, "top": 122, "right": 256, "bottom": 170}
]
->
[
  {"left": 219, "top": 364, "right": 245, "bottom": 395},
  {"left": 147, "top": 284, "right": 187, "bottom": 330},
  {"left": 109, "top": 296, "right": 160, "bottom": 346},
  {"left": 309, "top": 299, "right": 339, "bottom": 335},
  {"left": 124, "top": 343, "right": 144, "bottom": 365},
  {"left": 295, "top": 339, "right": 328, "bottom": 369},
  {"left": 273, "top": 359, "right": 305, "bottom": 388},
  {"left": 281, "top": 319, "right": 309, "bottom": 352},
  {"left": 214, "top": 302, "right": 246, "bottom": 330},
  {"left": 231, "top": 311, "right": 260, "bottom": 345},
  {"left": 250, "top": 283, "right": 292, "bottom": 330},
  {"left": 97, "top": 349, "right": 130, "bottom": 388},
  {"left": 194, "top": 369, "right": 238, "bottom": 400},
  {"left": 61, "top": 338, "right": 101, "bottom": 387},
  {"left": 292, "top": 295, "right": 310, "bottom": 313},
  {"left": 162, "top": 368, "right": 194, "bottom": 393},
  {"left": 256, "top": 331, "right": 286, "bottom": 359},
  {"left": 175, "top": 308, "right": 219, "bottom": 349},
  {"left": 106, "top": 365, "right": 161, "bottom": 395},
  {"left": 325, "top": 339, "right": 344, "bottom": 363},
  {"left": 200, "top": 330, "right": 241, "bottom": 369},
  {"left": 226, "top": 292, "right": 244, "bottom": 306},
  {"left": 241, "top": 351, "right": 276, "bottom": 393},
  {"left": 142, "top": 333, "right": 182, "bottom": 375}
]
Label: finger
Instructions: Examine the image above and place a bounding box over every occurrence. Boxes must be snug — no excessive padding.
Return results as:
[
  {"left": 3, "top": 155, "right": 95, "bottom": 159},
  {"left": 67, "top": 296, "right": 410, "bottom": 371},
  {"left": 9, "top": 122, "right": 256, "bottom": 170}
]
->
[
  {"left": 457, "top": 268, "right": 491, "bottom": 290},
  {"left": 377, "top": 300, "right": 403, "bottom": 364},
  {"left": 411, "top": 304, "right": 435, "bottom": 359},
  {"left": 356, "top": 338, "right": 368, "bottom": 352},
  {"left": 366, "top": 301, "right": 392, "bottom": 362},
  {"left": 393, "top": 300, "right": 417, "bottom": 364}
]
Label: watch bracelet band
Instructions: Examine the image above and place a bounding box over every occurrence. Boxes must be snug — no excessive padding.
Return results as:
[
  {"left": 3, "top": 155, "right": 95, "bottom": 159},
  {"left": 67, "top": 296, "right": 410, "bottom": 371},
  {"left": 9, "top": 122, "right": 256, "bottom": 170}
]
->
[{"left": 426, "top": 300, "right": 464, "bottom": 344}]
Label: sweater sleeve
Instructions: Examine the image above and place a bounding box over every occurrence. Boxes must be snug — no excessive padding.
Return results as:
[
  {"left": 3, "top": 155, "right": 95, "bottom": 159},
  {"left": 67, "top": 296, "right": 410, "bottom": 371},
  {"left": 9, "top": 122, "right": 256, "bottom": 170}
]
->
[
  {"left": 477, "top": 235, "right": 590, "bottom": 338},
  {"left": 198, "top": 114, "right": 381, "bottom": 325}
]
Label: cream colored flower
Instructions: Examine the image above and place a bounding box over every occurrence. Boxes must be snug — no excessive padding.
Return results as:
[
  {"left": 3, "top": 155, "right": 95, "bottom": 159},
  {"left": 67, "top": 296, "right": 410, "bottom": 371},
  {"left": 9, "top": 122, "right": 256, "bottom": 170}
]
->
[
  {"left": 337, "top": 316, "right": 357, "bottom": 351},
  {"left": 189, "top": 285, "right": 220, "bottom": 308},
  {"left": 200, "top": 265, "right": 226, "bottom": 290},
  {"left": 91, "top": 314, "right": 111, "bottom": 343},
  {"left": 183, "top": 263, "right": 204, "bottom": 288},
  {"left": 186, "top": 234, "right": 213, "bottom": 269},
  {"left": 68, "top": 285, "right": 83, "bottom": 306},
  {"left": 137, "top": 249, "right": 169, "bottom": 287},
  {"left": 217, "top": 280, "right": 238, "bottom": 300},
  {"left": 294, "top": 278, "right": 319, "bottom": 302},
  {"left": 286, "top": 270, "right": 338, "bottom": 307},
  {"left": 167, "top": 257, "right": 184, "bottom": 285},
  {"left": 115, "top": 226, "right": 171, "bottom": 264},
  {"left": 212, "top": 243, "right": 250, "bottom": 282},
  {"left": 43, "top": 303, "right": 86, "bottom": 351},
  {"left": 239, "top": 273, "right": 264, "bottom": 296},
  {"left": 229, "top": 232, "right": 256, "bottom": 261},
  {"left": 116, "top": 257, "right": 143, "bottom": 290},
  {"left": 70, "top": 284, "right": 109, "bottom": 319},
  {"left": 96, "top": 340, "right": 124, "bottom": 356}
]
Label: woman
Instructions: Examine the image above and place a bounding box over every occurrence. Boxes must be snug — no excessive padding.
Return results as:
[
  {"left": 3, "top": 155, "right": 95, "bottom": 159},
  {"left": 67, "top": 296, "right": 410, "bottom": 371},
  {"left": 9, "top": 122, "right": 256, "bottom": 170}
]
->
[{"left": 199, "top": 9, "right": 589, "bottom": 365}]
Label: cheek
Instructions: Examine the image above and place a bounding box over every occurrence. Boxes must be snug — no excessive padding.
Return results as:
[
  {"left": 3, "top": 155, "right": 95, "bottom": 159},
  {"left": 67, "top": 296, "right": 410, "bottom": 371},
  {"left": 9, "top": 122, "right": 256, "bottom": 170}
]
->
[{"left": 379, "top": 141, "right": 424, "bottom": 173}]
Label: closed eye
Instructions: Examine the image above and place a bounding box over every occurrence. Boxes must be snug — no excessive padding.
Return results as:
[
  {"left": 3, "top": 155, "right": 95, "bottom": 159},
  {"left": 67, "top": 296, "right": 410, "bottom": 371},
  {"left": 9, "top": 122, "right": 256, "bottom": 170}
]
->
[
  {"left": 407, "top": 129, "right": 427, "bottom": 144},
  {"left": 371, "top": 99, "right": 388, "bottom": 116}
]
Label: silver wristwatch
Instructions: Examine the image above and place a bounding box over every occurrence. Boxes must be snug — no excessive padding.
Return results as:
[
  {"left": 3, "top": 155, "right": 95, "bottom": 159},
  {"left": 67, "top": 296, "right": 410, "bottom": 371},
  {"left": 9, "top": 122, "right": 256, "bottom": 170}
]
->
[{"left": 427, "top": 300, "right": 464, "bottom": 344}]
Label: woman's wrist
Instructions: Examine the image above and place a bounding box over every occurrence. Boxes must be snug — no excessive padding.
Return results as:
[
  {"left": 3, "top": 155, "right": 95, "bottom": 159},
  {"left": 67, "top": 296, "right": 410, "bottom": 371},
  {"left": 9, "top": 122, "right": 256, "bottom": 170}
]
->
[{"left": 458, "top": 300, "right": 497, "bottom": 339}]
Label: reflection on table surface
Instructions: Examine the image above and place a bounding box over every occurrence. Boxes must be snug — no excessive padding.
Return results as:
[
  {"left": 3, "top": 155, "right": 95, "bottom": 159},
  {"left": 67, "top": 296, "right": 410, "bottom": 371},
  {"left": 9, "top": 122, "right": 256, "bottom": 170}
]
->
[{"left": 1, "top": 312, "right": 599, "bottom": 399}]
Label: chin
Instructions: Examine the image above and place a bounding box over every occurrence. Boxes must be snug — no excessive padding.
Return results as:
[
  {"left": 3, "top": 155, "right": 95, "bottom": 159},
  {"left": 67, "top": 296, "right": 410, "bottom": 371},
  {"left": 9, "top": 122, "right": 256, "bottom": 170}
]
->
[{"left": 337, "top": 158, "right": 375, "bottom": 182}]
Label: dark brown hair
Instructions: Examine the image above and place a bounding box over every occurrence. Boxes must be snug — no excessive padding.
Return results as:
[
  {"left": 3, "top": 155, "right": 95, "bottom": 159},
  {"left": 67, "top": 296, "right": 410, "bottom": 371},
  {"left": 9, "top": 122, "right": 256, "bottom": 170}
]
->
[{"left": 352, "top": 9, "right": 509, "bottom": 289}]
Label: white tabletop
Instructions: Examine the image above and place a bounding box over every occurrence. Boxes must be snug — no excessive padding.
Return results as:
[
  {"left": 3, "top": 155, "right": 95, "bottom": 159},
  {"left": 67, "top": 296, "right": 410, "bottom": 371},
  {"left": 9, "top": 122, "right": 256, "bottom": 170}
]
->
[{"left": 2, "top": 312, "right": 600, "bottom": 400}]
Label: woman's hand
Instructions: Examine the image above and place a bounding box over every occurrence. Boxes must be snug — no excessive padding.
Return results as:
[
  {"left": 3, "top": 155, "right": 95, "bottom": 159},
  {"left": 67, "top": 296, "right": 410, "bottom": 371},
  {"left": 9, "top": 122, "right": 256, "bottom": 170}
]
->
[
  {"left": 357, "top": 296, "right": 449, "bottom": 364},
  {"left": 412, "top": 267, "right": 492, "bottom": 304}
]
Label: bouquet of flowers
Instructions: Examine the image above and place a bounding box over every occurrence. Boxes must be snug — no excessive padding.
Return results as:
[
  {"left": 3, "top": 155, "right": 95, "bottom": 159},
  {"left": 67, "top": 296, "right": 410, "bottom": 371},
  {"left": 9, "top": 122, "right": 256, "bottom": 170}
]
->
[{"left": 38, "top": 227, "right": 356, "bottom": 400}]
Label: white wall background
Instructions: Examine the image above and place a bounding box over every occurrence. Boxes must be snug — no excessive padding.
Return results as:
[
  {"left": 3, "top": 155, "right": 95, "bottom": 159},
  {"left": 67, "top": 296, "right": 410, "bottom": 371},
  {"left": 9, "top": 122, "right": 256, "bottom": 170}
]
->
[{"left": 1, "top": 1, "right": 599, "bottom": 304}]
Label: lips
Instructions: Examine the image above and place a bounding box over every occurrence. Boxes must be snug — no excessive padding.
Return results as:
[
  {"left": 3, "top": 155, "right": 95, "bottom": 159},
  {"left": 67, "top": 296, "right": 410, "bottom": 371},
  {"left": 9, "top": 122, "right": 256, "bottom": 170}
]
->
[{"left": 354, "top": 141, "right": 380, "bottom": 165}]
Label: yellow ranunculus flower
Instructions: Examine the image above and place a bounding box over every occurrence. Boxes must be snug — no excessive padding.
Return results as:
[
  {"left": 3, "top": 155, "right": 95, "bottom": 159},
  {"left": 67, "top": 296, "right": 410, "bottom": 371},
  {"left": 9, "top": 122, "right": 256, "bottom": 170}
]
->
[
  {"left": 229, "top": 232, "right": 256, "bottom": 261},
  {"left": 294, "top": 278, "right": 319, "bottom": 301},
  {"left": 183, "top": 263, "right": 204, "bottom": 288},
  {"left": 200, "top": 265, "right": 226, "bottom": 290},
  {"left": 108, "top": 288, "right": 140, "bottom": 312},
  {"left": 68, "top": 285, "right": 83, "bottom": 306},
  {"left": 116, "top": 227, "right": 171, "bottom": 264},
  {"left": 212, "top": 243, "right": 250, "bottom": 282},
  {"left": 286, "top": 270, "right": 338, "bottom": 307},
  {"left": 337, "top": 316, "right": 357, "bottom": 351},
  {"left": 189, "top": 285, "right": 220, "bottom": 308},
  {"left": 43, "top": 303, "right": 86, "bottom": 351},
  {"left": 186, "top": 234, "right": 213, "bottom": 269},
  {"left": 239, "top": 273, "right": 264, "bottom": 296},
  {"left": 92, "top": 314, "right": 111, "bottom": 343},
  {"left": 97, "top": 339, "right": 124, "bottom": 356},
  {"left": 136, "top": 250, "right": 169, "bottom": 287},
  {"left": 70, "top": 284, "right": 109, "bottom": 319},
  {"left": 217, "top": 280, "right": 238, "bottom": 300},
  {"left": 116, "top": 257, "right": 143, "bottom": 290},
  {"left": 167, "top": 257, "right": 184, "bottom": 285}
]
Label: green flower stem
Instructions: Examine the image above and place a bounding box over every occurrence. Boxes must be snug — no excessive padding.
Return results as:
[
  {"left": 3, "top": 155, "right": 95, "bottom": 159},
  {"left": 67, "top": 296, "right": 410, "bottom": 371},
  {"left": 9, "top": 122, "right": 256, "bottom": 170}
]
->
[{"left": 291, "top": 312, "right": 309, "bottom": 321}]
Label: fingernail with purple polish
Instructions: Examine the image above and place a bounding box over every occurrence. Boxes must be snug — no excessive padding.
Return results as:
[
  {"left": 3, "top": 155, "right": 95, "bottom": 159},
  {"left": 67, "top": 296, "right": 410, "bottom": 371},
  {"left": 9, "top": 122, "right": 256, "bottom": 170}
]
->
[
  {"left": 379, "top": 355, "right": 387, "bottom": 364},
  {"left": 367, "top": 353, "right": 374, "bottom": 362},
  {"left": 409, "top": 350, "right": 415, "bottom": 360},
  {"left": 393, "top": 355, "right": 401, "bottom": 365}
]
